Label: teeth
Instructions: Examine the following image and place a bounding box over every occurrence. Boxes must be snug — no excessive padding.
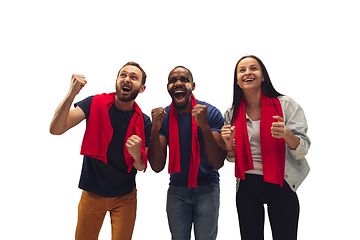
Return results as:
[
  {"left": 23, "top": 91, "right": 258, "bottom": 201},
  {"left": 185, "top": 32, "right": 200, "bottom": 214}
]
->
[
  {"left": 244, "top": 79, "right": 254, "bottom": 82},
  {"left": 122, "top": 86, "right": 130, "bottom": 92}
]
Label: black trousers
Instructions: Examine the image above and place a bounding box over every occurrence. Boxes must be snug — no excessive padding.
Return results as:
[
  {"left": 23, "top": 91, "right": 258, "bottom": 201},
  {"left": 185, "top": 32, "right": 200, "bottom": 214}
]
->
[{"left": 236, "top": 174, "right": 299, "bottom": 240}]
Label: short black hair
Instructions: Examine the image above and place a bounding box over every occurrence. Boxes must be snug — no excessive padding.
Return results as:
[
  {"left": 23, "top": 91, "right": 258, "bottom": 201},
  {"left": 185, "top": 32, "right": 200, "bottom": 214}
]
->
[{"left": 168, "top": 66, "right": 194, "bottom": 82}]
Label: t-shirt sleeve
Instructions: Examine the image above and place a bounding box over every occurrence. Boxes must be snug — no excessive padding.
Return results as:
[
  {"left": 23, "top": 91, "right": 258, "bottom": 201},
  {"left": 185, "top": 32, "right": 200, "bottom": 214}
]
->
[
  {"left": 74, "top": 96, "right": 94, "bottom": 119},
  {"left": 159, "top": 105, "right": 170, "bottom": 138},
  {"left": 143, "top": 114, "right": 152, "bottom": 148},
  {"left": 159, "top": 121, "right": 166, "bottom": 137},
  {"left": 207, "top": 105, "right": 224, "bottom": 132}
]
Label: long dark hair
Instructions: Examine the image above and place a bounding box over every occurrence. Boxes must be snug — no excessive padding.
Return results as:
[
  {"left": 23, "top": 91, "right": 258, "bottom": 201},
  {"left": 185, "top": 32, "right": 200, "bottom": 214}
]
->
[{"left": 230, "top": 55, "right": 282, "bottom": 125}]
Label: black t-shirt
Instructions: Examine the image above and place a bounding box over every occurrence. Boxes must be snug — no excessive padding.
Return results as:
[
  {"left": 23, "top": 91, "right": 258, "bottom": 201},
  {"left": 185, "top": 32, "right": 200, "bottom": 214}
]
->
[{"left": 75, "top": 96, "right": 152, "bottom": 197}]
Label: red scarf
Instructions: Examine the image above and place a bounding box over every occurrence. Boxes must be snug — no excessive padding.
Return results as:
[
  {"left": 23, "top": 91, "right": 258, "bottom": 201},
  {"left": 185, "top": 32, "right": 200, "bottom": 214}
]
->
[
  {"left": 168, "top": 94, "right": 200, "bottom": 187},
  {"left": 234, "top": 92, "right": 285, "bottom": 186},
  {"left": 80, "top": 92, "right": 147, "bottom": 172}
]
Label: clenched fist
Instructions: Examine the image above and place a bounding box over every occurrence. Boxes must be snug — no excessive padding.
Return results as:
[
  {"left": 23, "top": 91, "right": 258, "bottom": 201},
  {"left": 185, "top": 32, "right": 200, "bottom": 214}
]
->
[
  {"left": 271, "top": 116, "right": 288, "bottom": 139},
  {"left": 192, "top": 104, "right": 208, "bottom": 129},
  {"left": 221, "top": 125, "right": 235, "bottom": 153},
  {"left": 126, "top": 135, "right": 142, "bottom": 159},
  {"left": 220, "top": 125, "right": 235, "bottom": 145},
  {"left": 70, "top": 74, "right": 87, "bottom": 96},
  {"left": 151, "top": 107, "right": 166, "bottom": 131}
]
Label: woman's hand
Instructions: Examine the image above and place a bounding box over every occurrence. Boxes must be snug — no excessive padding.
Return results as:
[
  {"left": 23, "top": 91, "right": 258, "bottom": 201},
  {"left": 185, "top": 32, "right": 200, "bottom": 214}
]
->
[
  {"left": 272, "top": 116, "right": 300, "bottom": 150},
  {"left": 221, "top": 125, "right": 235, "bottom": 156}
]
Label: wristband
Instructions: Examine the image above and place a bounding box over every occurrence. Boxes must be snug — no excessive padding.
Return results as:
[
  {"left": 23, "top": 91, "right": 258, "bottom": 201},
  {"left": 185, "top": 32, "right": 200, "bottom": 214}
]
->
[{"left": 225, "top": 145, "right": 234, "bottom": 152}]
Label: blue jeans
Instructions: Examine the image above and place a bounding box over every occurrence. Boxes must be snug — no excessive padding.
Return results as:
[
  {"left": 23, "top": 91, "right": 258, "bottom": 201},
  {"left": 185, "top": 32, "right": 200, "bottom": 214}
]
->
[{"left": 166, "top": 184, "right": 220, "bottom": 240}]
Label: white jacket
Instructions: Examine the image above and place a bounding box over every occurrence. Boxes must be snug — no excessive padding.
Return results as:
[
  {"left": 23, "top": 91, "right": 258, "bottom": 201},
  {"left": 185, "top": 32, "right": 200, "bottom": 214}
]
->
[{"left": 223, "top": 95, "right": 311, "bottom": 192}]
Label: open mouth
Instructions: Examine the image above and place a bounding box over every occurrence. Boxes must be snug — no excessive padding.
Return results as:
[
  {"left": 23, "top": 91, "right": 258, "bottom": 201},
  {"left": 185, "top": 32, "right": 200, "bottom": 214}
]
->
[
  {"left": 174, "top": 89, "right": 185, "bottom": 101},
  {"left": 243, "top": 78, "right": 254, "bottom": 83},
  {"left": 122, "top": 86, "right": 131, "bottom": 93}
]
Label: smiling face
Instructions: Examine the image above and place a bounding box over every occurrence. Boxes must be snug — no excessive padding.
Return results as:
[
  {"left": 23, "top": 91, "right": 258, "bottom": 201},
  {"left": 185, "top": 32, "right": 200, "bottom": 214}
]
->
[
  {"left": 115, "top": 65, "right": 145, "bottom": 102},
  {"left": 236, "top": 57, "right": 264, "bottom": 92},
  {"left": 167, "top": 67, "right": 195, "bottom": 113}
]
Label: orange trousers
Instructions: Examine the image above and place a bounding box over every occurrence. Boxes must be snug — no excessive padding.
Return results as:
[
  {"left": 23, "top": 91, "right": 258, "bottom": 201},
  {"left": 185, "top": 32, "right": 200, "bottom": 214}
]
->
[{"left": 75, "top": 188, "right": 137, "bottom": 240}]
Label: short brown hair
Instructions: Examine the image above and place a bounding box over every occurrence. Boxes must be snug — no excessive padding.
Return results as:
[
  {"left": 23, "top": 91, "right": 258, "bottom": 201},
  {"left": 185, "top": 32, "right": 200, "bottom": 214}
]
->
[{"left": 118, "top": 61, "right": 147, "bottom": 85}]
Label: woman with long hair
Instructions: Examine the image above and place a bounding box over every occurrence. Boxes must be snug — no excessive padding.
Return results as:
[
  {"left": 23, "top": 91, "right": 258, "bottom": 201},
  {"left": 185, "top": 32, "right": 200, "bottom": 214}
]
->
[{"left": 221, "top": 55, "right": 310, "bottom": 240}]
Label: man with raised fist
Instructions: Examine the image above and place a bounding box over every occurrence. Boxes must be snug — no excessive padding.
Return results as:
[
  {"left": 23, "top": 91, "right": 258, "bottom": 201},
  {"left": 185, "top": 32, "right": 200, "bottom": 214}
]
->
[{"left": 49, "top": 62, "right": 151, "bottom": 240}]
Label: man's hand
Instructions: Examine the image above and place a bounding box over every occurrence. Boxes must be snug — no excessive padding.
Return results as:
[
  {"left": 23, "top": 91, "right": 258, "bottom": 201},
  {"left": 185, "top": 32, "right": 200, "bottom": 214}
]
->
[
  {"left": 49, "top": 74, "right": 87, "bottom": 135},
  {"left": 192, "top": 104, "right": 208, "bottom": 129},
  {"left": 126, "top": 135, "right": 146, "bottom": 171},
  {"left": 126, "top": 135, "right": 143, "bottom": 159},
  {"left": 70, "top": 74, "right": 87, "bottom": 96},
  {"left": 151, "top": 107, "right": 166, "bottom": 131}
]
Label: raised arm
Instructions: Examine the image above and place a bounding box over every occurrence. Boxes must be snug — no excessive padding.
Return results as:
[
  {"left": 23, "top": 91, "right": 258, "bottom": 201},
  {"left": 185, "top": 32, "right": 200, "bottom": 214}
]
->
[
  {"left": 147, "top": 107, "right": 168, "bottom": 173},
  {"left": 192, "top": 104, "right": 226, "bottom": 170},
  {"left": 49, "top": 74, "right": 87, "bottom": 135}
]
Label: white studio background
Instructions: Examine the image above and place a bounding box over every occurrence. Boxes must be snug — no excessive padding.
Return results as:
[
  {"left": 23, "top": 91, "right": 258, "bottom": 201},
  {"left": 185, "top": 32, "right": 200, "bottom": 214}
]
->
[{"left": 1, "top": 0, "right": 358, "bottom": 239}]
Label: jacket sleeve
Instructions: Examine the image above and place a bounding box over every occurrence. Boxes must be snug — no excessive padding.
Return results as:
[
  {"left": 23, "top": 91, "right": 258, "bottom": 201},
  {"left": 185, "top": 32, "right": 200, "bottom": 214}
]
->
[{"left": 282, "top": 96, "right": 311, "bottom": 159}]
